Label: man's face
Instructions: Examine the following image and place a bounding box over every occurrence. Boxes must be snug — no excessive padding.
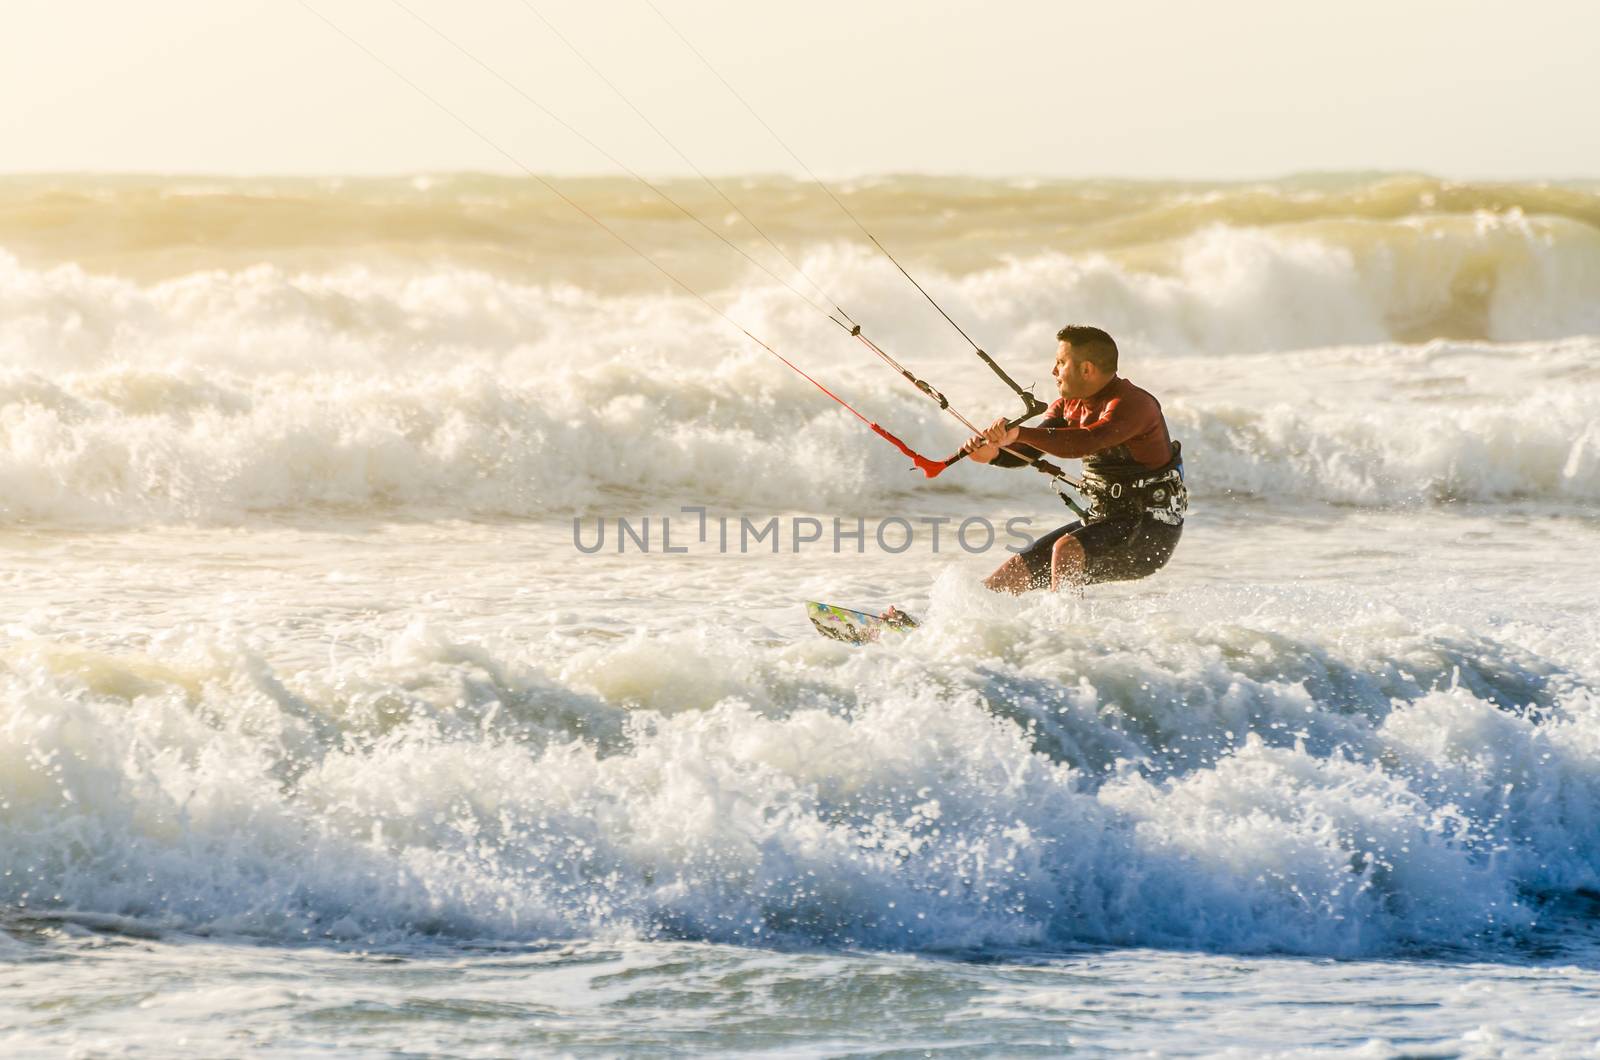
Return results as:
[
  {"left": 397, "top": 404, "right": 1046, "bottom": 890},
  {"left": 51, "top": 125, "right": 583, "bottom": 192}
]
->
[{"left": 1052, "top": 341, "right": 1099, "bottom": 399}]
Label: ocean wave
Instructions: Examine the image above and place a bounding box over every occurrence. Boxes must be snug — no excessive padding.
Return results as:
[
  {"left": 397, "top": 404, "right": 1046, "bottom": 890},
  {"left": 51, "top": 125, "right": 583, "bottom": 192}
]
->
[
  {"left": 6, "top": 199, "right": 1600, "bottom": 368},
  {"left": 4, "top": 173, "right": 1599, "bottom": 294},
  {"left": 1175, "top": 341, "right": 1600, "bottom": 505},
  {"left": 1, "top": 337, "right": 1596, "bottom": 524},
  {"left": 4, "top": 225, "right": 1600, "bottom": 524},
  {"left": 2, "top": 590, "right": 1594, "bottom": 955}
]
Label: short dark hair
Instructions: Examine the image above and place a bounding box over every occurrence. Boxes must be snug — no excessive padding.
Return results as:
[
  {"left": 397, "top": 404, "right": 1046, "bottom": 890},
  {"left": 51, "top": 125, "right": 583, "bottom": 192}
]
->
[{"left": 1056, "top": 325, "right": 1118, "bottom": 373}]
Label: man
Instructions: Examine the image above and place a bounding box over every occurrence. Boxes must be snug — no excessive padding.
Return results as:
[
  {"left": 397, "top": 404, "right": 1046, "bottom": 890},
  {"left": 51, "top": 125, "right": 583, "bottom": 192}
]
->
[{"left": 965, "top": 325, "right": 1186, "bottom": 593}]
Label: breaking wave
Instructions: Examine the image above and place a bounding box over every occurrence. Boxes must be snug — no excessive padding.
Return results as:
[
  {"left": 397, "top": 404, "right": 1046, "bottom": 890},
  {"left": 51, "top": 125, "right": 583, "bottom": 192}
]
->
[
  {"left": 1, "top": 228, "right": 1597, "bottom": 524},
  {"left": 2, "top": 580, "right": 1596, "bottom": 955},
  {"left": 0, "top": 342, "right": 1595, "bottom": 525}
]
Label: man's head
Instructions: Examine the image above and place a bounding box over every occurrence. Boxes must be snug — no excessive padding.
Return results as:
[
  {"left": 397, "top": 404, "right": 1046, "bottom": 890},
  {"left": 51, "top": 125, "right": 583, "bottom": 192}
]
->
[{"left": 1052, "top": 325, "right": 1118, "bottom": 399}]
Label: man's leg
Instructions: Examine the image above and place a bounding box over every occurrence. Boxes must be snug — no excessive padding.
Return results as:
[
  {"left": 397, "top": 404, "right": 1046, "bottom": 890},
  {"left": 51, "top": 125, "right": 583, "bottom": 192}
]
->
[
  {"left": 988, "top": 517, "right": 1178, "bottom": 595},
  {"left": 983, "top": 552, "right": 1035, "bottom": 594},
  {"left": 1050, "top": 533, "right": 1089, "bottom": 593},
  {"left": 985, "top": 522, "right": 1080, "bottom": 595}
]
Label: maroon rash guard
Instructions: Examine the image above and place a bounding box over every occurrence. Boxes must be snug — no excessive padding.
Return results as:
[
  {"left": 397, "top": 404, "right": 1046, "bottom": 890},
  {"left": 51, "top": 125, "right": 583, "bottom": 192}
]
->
[{"left": 1014, "top": 376, "right": 1173, "bottom": 478}]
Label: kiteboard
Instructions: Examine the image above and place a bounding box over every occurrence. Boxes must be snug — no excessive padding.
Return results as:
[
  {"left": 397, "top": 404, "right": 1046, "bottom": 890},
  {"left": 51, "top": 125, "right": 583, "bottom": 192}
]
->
[{"left": 805, "top": 601, "right": 918, "bottom": 645}]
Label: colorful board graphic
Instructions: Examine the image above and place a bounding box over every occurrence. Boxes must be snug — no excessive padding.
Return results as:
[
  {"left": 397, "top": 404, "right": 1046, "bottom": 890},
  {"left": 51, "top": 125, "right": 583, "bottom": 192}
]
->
[{"left": 805, "top": 601, "right": 917, "bottom": 645}]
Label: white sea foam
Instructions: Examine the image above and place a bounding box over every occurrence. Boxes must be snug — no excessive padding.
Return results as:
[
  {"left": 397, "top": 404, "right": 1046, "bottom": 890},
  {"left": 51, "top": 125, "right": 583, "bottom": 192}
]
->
[
  {"left": 2, "top": 242, "right": 1597, "bottom": 523},
  {"left": 2, "top": 579, "right": 1595, "bottom": 956}
]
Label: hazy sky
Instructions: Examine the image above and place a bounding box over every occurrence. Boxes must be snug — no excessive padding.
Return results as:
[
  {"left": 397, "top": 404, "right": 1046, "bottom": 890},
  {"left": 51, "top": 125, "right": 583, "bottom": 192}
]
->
[{"left": 4, "top": 0, "right": 1596, "bottom": 179}]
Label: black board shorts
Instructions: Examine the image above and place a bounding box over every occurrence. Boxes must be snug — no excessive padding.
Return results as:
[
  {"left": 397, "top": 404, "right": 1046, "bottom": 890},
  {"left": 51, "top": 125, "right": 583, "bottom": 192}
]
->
[{"left": 1018, "top": 515, "right": 1183, "bottom": 587}]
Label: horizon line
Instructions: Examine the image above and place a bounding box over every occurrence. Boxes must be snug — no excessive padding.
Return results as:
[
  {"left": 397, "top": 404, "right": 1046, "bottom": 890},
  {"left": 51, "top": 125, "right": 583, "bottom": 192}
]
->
[{"left": 2, "top": 168, "right": 1598, "bottom": 187}]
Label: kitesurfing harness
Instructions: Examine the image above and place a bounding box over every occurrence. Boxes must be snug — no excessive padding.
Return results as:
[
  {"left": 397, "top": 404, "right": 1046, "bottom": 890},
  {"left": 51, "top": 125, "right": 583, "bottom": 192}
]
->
[{"left": 1079, "top": 441, "right": 1188, "bottom": 524}]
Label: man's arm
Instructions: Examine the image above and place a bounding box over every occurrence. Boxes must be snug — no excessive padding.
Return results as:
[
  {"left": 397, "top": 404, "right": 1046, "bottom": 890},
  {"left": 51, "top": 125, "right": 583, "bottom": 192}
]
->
[
  {"left": 986, "top": 443, "right": 1048, "bottom": 468},
  {"left": 1013, "top": 394, "right": 1155, "bottom": 459},
  {"left": 965, "top": 400, "right": 1068, "bottom": 466}
]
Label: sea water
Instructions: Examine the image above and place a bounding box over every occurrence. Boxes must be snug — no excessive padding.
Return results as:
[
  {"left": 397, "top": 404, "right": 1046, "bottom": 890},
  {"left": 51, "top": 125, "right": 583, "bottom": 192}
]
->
[{"left": 2, "top": 174, "right": 1599, "bottom": 1056}]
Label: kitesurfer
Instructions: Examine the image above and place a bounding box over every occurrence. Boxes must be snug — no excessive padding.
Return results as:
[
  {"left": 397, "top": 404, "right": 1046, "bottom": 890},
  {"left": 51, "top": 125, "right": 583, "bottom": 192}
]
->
[{"left": 963, "top": 325, "right": 1186, "bottom": 592}]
